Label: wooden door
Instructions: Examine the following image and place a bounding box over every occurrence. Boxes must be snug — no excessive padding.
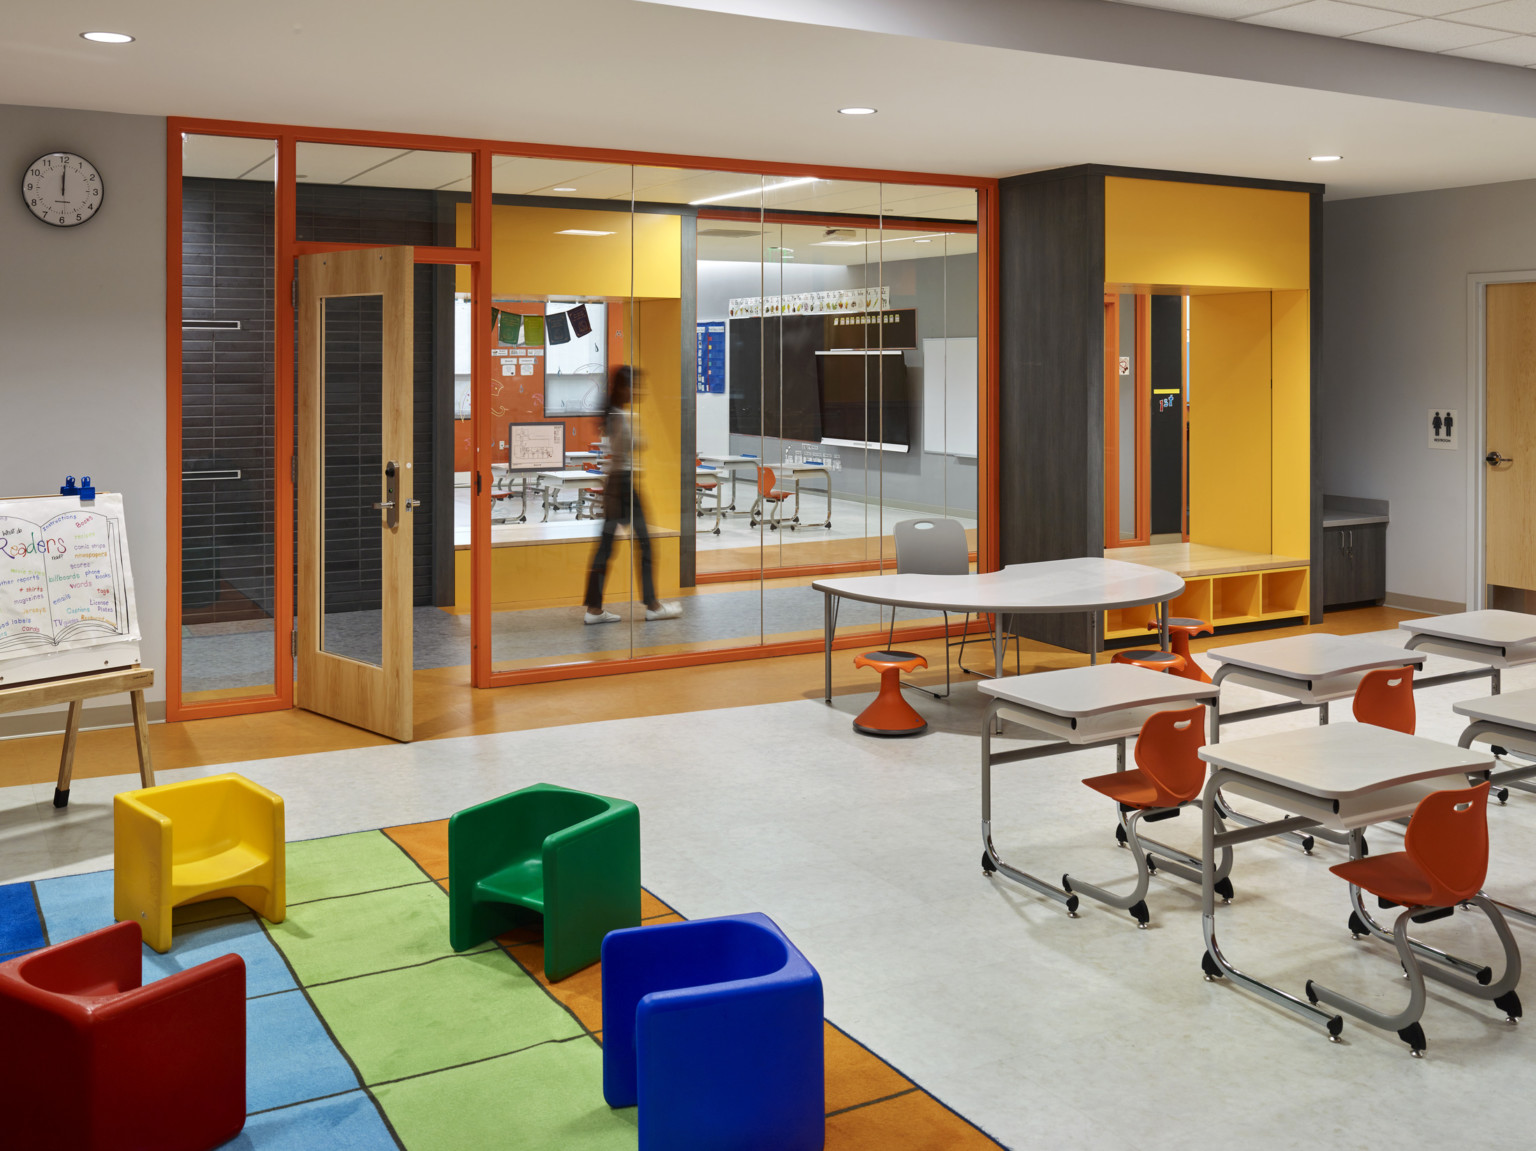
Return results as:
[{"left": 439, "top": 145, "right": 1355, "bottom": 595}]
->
[
  {"left": 1486, "top": 283, "right": 1536, "bottom": 594},
  {"left": 295, "top": 247, "right": 415, "bottom": 741}
]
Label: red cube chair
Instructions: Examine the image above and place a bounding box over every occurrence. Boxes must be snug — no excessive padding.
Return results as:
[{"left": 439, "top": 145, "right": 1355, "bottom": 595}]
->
[
  {"left": 1352, "top": 666, "right": 1416, "bottom": 734},
  {"left": 852, "top": 651, "right": 928, "bottom": 736},
  {"left": 0, "top": 920, "right": 246, "bottom": 1150},
  {"left": 1145, "top": 617, "right": 1213, "bottom": 682},
  {"left": 1306, "top": 782, "right": 1522, "bottom": 1056}
]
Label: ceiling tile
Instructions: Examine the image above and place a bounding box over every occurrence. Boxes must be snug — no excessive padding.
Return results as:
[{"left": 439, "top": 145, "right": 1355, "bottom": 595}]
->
[
  {"left": 1110, "top": 0, "right": 1300, "bottom": 18},
  {"left": 1243, "top": 0, "right": 1417, "bottom": 35},
  {"left": 181, "top": 134, "right": 276, "bottom": 181},
  {"left": 1447, "top": 0, "right": 1536, "bottom": 33},
  {"left": 1347, "top": 0, "right": 1497, "bottom": 14},
  {"left": 1444, "top": 29, "right": 1536, "bottom": 56},
  {"left": 1349, "top": 17, "right": 1514, "bottom": 45}
]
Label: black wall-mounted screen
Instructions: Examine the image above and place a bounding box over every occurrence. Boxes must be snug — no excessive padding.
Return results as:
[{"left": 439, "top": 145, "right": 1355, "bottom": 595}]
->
[{"left": 817, "top": 352, "right": 912, "bottom": 449}]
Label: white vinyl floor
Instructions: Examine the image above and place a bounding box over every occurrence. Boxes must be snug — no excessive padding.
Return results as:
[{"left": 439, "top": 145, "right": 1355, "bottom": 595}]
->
[{"left": 5, "top": 630, "right": 1534, "bottom": 1149}]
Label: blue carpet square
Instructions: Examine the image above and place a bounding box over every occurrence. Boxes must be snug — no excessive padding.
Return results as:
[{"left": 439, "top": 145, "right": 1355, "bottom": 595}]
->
[
  {"left": 224, "top": 1090, "right": 396, "bottom": 1150},
  {"left": 248, "top": 990, "right": 359, "bottom": 1113},
  {"left": 0, "top": 882, "right": 46, "bottom": 957}
]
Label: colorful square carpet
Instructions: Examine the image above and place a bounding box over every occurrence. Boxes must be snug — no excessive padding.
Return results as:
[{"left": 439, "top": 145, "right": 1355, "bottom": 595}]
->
[{"left": 1, "top": 820, "right": 1004, "bottom": 1149}]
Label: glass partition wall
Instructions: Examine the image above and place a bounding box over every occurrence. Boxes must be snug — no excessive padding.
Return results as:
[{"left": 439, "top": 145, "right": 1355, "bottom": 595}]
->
[{"left": 170, "top": 120, "right": 987, "bottom": 714}]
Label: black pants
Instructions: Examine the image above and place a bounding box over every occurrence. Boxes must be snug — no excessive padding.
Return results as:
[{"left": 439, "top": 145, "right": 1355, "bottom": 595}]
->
[{"left": 584, "top": 471, "right": 657, "bottom": 610}]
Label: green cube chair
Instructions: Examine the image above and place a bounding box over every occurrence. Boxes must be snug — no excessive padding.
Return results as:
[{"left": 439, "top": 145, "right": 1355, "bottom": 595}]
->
[{"left": 448, "top": 783, "right": 641, "bottom": 980}]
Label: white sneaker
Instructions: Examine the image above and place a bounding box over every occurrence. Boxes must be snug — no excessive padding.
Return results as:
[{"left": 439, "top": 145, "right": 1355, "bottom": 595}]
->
[
  {"left": 645, "top": 602, "right": 683, "bottom": 621},
  {"left": 584, "top": 609, "right": 620, "bottom": 625}
]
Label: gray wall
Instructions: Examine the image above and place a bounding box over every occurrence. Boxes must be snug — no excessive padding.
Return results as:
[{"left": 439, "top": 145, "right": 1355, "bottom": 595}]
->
[
  {"left": 1323, "top": 178, "right": 1536, "bottom": 610},
  {"left": 0, "top": 104, "right": 167, "bottom": 725}
]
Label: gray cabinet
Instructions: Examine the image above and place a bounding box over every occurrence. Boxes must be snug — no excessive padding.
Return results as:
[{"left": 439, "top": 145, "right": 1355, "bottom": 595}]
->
[{"left": 1323, "top": 522, "right": 1386, "bottom": 608}]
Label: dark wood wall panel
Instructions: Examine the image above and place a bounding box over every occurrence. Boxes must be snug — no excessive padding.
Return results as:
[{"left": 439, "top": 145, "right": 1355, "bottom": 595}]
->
[{"left": 997, "top": 171, "right": 1105, "bottom": 652}]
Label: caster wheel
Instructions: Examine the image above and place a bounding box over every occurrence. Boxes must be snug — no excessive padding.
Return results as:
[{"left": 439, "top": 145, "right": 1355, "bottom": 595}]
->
[
  {"left": 1492, "top": 745, "right": 1509, "bottom": 757},
  {"left": 1115, "top": 824, "right": 1128, "bottom": 848},
  {"left": 1495, "top": 990, "right": 1522, "bottom": 1022},
  {"left": 1398, "top": 1022, "right": 1427, "bottom": 1057},
  {"left": 1130, "top": 900, "right": 1150, "bottom": 929},
  {"left": 1495, "top": 788, "right": 1509, "bottom": 805},
  {"left": 1305, "top": 979, "right": 1318, "bottom": 1005},
  {"left": 1348, "top": 911, "right": 1369, "bottom": 940},
  {"left": 1300, "top": 836, "right": 1315, "bottom": 855},
  {"left": 1201, "top": 950, "right": 1223, "bottom": 981},
  {"left": 1146, "top": 857, "right": 1158, "bottom": 875},
  {"left": 1065, "top": 894, "right": 1080, "bottom": 918},
  {"left": 1326, "top": 1017, "right": 1344, "bottom": 1042},
  {"left": 1214, "top": 877, "right": 1235, "bottom": 903},
  {"left": 981, "top": 851, "right": 995, "bottom": 877}
]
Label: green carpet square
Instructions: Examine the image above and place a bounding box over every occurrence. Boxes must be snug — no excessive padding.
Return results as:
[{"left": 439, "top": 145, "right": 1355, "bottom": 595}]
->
[
  {"left": 310, "top": 948, "right": 583, "bottom": 1083},
  {"left": 287, "top": 831, "right": 430, "bottom": 904},
  {"left": 268, "top": 881, "right": 488, "bottom": 985},
  {"left": 374, "top": 1037, "right": 638, "bottom": 1151}
]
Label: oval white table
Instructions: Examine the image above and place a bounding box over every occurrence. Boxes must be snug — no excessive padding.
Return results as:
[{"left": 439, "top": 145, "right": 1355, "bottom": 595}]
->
[{"left": 811, "top": 557, "right": 1186, "bottom": 702}]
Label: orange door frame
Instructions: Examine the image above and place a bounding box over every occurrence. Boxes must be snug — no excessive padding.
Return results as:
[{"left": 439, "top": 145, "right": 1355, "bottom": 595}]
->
[{"left": 165, "top": 116, "right": 997, "bottom": 714}]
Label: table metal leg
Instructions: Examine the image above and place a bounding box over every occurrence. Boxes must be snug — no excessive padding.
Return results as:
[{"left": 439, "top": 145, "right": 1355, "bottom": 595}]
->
[
  {"left": 1199, "top": 769, "right": 1344, "bottom": 1039},
  {"left": 980, "top": 698, "right": 1079, "bottom": 915},
  {"left": 823, "top": 591, "right": 834, "bottom": 704},
  {"left": 1088, "top": 610, "right": 1099, "bottom": 666},
  {"left": 1159, "top": 600, "right": 1170, "bottom": 653}
]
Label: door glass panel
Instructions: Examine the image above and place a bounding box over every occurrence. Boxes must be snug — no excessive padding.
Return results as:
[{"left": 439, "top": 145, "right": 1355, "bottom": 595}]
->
[
  {"left": 178, "top": 133, "right": 279, "bottom": 704},
  {"left": 320, "top": 294, "right": 386, "bottom": 666}
]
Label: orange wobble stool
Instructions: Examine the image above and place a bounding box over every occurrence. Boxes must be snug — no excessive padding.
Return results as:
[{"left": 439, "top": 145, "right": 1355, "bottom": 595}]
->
[
  {"left": 1147, "top": 617, "right": 1214, "bottom": 682},
  {"left": 852, "top": 651, "right": 928, "bottom": 736},
  {"left": 1111, "top": 649, "right": 1186, "bottom": 675}
]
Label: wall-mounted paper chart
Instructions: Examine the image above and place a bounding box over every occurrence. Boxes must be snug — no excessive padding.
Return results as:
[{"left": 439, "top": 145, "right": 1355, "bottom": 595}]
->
[
  {"left": 507, "top": 422, "right": 566, "bottom": 472},
  {"left": 0, "top": 493, "right": 139, "bottom": 661}
]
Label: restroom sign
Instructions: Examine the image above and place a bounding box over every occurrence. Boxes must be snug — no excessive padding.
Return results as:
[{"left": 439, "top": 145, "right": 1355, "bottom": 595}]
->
[{"left": 1429, "top": 409, "right": 1458, "bottom": 450}]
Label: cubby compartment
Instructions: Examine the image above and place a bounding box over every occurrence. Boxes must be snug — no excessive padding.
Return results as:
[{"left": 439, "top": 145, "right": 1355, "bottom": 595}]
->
[
  {"left": 1103, "top": 603, "right": 1159, "bottom": 639},
  {"left": 1211, "top": 572, "right": 1260, "bottom": 623},
  {"left": 1167, "top": 579, "right": 1213, "bottom": 625},
  {"left": 1261, "top": 567, "right": 1309, "bottom": 618}
]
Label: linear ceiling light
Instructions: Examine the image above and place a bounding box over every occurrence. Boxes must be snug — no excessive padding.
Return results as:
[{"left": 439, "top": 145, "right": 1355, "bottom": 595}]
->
[
  {"left": 553, "top": 187, "right": 577, "bottom": 191},
  {"left": 810, "top": 232, "right": 952, "bottom": 247},
  {"left": 555, "top": 229, "right": 614, "bottom": 236},
  {"left": 81, "top": 31, "right": 134, "bottom": 43},
  {"left": 1310, "top": 155, "right": 1342, "bottom": 162},
  {"left": 689, "top": 176, "right": 819, "bottom": 207},
  {"left": 838, "top": 107, "right": 877, "bottom": 116}
]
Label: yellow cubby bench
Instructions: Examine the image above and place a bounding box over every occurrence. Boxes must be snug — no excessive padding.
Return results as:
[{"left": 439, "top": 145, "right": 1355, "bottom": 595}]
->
[
  {"left": 1103, "top": 546, "right": 1310, "bottom": 640},
  {"left": 453, "top": 521, "right": 681, "bottom": 611}
]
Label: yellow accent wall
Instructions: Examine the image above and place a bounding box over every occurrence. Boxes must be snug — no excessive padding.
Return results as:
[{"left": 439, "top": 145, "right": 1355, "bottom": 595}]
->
[
  {"left": 1270, "top": 290, "right": 1311, "bottom": 559},
  {"left": 1105, "top": 178, "right": 1310, "bottom": 292},
  {"left": 635, "top": 298, "right": 683, "bottom": 534},
  {"left": 1188, "top": 292, "right": 1274, "bottom": 554},
  {"left": 455, "top": 204, "right": 681, "bottom": 298}
]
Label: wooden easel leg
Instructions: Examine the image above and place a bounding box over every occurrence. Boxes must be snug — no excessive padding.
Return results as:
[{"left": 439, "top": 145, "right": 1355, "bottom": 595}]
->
[
  {"left": 130, "top": 689, "right": 155, "bottom": 789},
  {"left": 54, "top": 700, "right": 83, "bottom": 809}
]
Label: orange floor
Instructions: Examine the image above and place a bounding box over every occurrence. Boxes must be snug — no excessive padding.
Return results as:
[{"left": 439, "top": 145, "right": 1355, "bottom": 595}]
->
[
  {"left": 383, "top": 818, "right": 1006, "bottom": 1149},
  {"left": 0, "top": 606, "right": 1419, "bottom": 790}
]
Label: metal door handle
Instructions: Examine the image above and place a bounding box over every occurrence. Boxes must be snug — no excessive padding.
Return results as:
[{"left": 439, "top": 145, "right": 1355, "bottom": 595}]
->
[
  {"left": 1487, "top": 451, "right": 1515, "bottom": 466},
  {"left": 372, "top": 500, "right": 396, "bottom": 510},
  {"left": 404, "top": 499, "right": 421, "bottom": 509},
  {"left": 378, "top": 461, "right": 400, "bottom": 528}
]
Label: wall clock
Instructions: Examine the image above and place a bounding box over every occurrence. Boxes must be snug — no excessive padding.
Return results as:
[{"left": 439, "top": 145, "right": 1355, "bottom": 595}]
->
[{"left": 21, "top": 152, "right": 104, "bottom": 227}]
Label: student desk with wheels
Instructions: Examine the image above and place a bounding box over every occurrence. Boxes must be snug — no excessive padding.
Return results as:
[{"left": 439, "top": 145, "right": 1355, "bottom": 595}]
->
[
  {"left": 697, "top": 454, "right": 759, "bottom": 514},
  {"left": 536, "top": 469, "right": 605, "bottom": 521},
  {"left": 1206, "top": 634, "right": 1428, "bottom": 739},
  {"left": 1456, "top": 687, "right": 1536, "bottom": 925},
  {"left": 978, "top": 664, "right": 1218, "bottom": 915},
  {"left": 1400, "top": 609, "right": 1536, "bottom": 694},
  {"left": 1195, "top": 724, "right": 1499, "bottom": 1040},
  {"left": 812, "top": 557, "right": 1185, "bottom": 702},
  {"left": 774, "top": 461, "right": 833, "bottom": 531}
]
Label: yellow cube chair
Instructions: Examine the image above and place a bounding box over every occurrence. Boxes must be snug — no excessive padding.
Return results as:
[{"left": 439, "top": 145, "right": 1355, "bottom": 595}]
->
[{"left": 114, "top": 773, "right": 286, "bottom": 954}]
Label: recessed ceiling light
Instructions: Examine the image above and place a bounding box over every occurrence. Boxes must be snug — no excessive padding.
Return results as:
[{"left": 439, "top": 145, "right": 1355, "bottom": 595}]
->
[
  {"left": 1310, "top": 155, "right": 1342, "bottom": 162},
  {"left": 839, "top": 107, "right": 877, "bottom": 116},
  {"left": 555, "top": 229, "right": 614, "bottom": 236},
  {"left": 553, "top": 187, "right": 577, "bottom": 192},
  {"left": 81, "top": 31, "right": 134, "bottom": 43}
]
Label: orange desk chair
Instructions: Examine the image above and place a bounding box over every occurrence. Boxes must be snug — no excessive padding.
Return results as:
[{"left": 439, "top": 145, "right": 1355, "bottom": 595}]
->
[
  {"left": 1306, "top": 782, "right": 1521, "bottom": 1056},
  {"left": 1062, "top": 706, "right": 1232, "bottom": 928},
  {"left": 748, "top": 467, "right": 793, "bottom": 530},
  {"left": 1145, "top": 617, "right": 1213, "bottom": 682},
  {"left": 851, "top": 651, "right": 928, "bottom": 737},
  {"left": 1353, "top": 666, "right": 1416, "bottom": 734},
  {"left": 1111, "top": 649, "right": 1187, "bottom": 676}
]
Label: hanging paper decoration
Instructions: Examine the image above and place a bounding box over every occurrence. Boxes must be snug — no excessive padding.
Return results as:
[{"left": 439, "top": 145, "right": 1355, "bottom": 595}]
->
[
  {"left": 522, "top": 315, "right": 545, "bottom": 346},
  {"left": 568, "top": 303, "right": 592, "bottom": 339},
  {"left": 498, "top": 310, "right": 522, "bottom": 345},
  {"left": 545, "top": 310, "right": 572, "bottom": 345}
]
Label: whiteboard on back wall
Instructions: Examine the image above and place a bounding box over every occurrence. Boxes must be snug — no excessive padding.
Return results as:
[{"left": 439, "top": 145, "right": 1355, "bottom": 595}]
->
[{"left": 921, "top": 337, "right": 978, "bottom": 458}]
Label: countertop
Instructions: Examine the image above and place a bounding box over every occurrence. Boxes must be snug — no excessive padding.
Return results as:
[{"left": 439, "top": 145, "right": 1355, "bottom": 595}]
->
[{"left": 1323, "top": 512, "right": 1388, "bottom": 528}]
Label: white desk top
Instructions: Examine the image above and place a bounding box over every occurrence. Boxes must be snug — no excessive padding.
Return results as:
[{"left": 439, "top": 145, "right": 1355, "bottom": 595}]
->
[
  {"left": 538, "top": 470, "right": 605, "bottom": 483},
  {"left": 1453, "top": 687, "right": 1536, "bottom": 728},
  {"left": 565, "top": 451, "right": 602, "bottom": 463},
  {"left": 812, "top": 557, "right": 1184, "bottom": 615},
  {"left": 1208, "top": 634, "right": 1424, "bottom": 679},
  {"left": 777, "top": 461, "right": 830, "bottom": 473},
  {"left": 699, "top": 455, "right": 759, "bottom": 466},
  {"left": 1199, "top": 724, "right": 1492, "bottom": 799},
  {"left": 979, "top": 664, "right": 1218, "bottom": 718},
  {"left": 1400, "top": 609, "right": 1536, "bottom": 647}
]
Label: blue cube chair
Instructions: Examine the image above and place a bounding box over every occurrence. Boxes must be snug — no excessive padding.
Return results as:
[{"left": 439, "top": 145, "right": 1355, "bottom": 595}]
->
[
  {"left": 448, "top": 783, "right": 640, "bottom": 980},
  {"left": 602, "top": 912, "right": 824, "bottom": 1151}
]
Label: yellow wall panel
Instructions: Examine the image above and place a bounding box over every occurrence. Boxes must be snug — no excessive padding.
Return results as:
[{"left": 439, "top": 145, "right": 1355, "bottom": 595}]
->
[
  {"left": 1105, "top": 178, "right": 1309, "bottom": 292},
  {"left": 635, "top": 298, "right": 683, "bottom": 533},
  {"left": 1189, "top": 292, "right": 1273, "bottom": 553},
  {"left": 1270, "top": 290, "right": 1311, "bottom": 559},
  {"left": 454, "top": 537, "right": 680, "bottom": 611},
  {"left": 455, "top": 204, "right": 680, "bottom": 299}
]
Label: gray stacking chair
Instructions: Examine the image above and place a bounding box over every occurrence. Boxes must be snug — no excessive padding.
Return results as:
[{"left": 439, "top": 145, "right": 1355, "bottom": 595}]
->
[{"left": 890, "top": 517, "right": 1015, "bottom": 697}]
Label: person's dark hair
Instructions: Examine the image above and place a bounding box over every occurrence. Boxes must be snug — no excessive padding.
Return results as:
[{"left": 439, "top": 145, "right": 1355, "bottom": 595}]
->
[{"left": 608, "top": 365, "right": 633, "bottom": 410}]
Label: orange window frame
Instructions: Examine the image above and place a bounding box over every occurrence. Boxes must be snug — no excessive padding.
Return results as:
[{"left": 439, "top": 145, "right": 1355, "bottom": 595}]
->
[{"left": 165, "top": 116, "right": 998, "bottom": 716}]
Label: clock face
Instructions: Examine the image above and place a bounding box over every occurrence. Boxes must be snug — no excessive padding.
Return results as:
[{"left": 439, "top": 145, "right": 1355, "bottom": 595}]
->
[{"left": 22, "top": 152, "right": 104, "bottom": 227}]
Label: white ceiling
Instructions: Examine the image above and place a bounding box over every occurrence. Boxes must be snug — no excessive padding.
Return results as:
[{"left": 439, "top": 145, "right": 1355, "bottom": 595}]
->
[
  {"left": 1113, "top": 0, "right": 1536, "bottom": 67},
  {"left": 12, "top": 0, "right": 1536, "bottom": 198}
]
